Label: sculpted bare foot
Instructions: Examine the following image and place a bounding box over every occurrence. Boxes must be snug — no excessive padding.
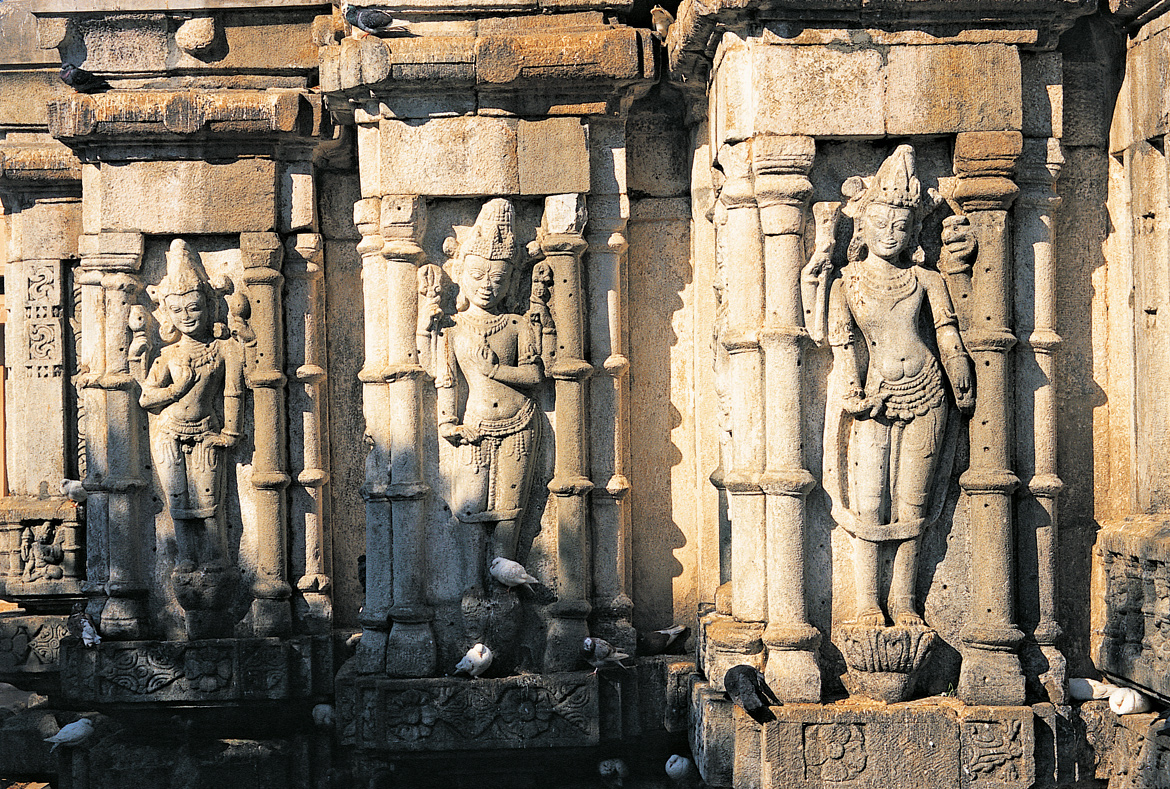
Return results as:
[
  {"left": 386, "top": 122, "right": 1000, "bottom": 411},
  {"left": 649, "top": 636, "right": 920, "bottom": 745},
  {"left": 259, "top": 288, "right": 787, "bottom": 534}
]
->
[
  {"left": 855, "top": 607, "right": 886, "bottom": 627},
  {"left": 892, "top": 607, "right": 925, "bottom": 627}
]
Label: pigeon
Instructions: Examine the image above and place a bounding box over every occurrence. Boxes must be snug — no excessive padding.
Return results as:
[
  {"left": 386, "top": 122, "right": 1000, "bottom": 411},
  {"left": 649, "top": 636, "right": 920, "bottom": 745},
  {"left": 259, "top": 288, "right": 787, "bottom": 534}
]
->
[
  {"left": 582, "top": 637, "right": 630, "bottom": 674},
  {"left": 637, "top": 624, "right": 688, "bottom": 656},
  {"left": 1069, "top": 677, "right": 1120, "bottom": 701},
  {"left": 665, "top": 754, "right": 703, "bottom": 788},
  {"left": 454, "top": 643, "right": 493, "bottom": 678},
  {"left": 58, "top": 64, "right": 109, "bottom": 94},
  {"left": 341, "top": 2, "right": 410, "bottom": 37},
  {"left": 1109, "top": 686, "right": 1153, "bottom": 715},
  {"left": 723, "top": 665, "right": 780, "bottom": 723},
  {"left": 651, "top": 5, "right": 675, "bottom": 41},
  {"left": 80, "top": 617, "right": 101, "bottom": 648},
  {"left": 312, "top": 703, "right": 335, "bottom": 728},
  {"left": 66, "top": 602, "right": 88, "bottom": 639},
  {"left": 599, "top": 758, "right": 629, "bottom": 788},
  {"left": 61, "top": 479, "right": 87, "bottom": 504},
  {"left": 489, "top": 557, "right": 539, "bottom": 589},
  {"left": 44, "top": 717, "right": 95, "bottom": 752}
]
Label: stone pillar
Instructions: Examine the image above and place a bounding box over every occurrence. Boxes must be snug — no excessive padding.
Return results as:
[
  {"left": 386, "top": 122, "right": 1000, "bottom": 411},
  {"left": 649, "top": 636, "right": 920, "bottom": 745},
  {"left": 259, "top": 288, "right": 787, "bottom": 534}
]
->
[
  {"left": 240, "top": 232, "right": 293, "bottom": 638},
  {"left": 354, "top": 196, "right": 394, "bottom": 674},
  {"left": 380, "top": 195, "right": 435, "bottom": 678},
  {"left": 952, "top": 131, "right": 1026, "bottom": 705},
  {"left": 587, "top": 119, "right": 634, "bottom": 653},
  {"left": 753, "top": 135, "right": 820, "bottom": 701},
  {"left": 542, "top": 193, "right": 593, "bottom": 673},
  {"left": 286, "top": 232, "right": 333, "bottom": 634},
  {"left": 708, "top": 140, "right": 766, "bottom": 685},
  {"left": 1013, "top": 137, "right": 1067, "bottom": 703},
  {"left": 79, "top": 231, "right": 148, "bottom": 639}
]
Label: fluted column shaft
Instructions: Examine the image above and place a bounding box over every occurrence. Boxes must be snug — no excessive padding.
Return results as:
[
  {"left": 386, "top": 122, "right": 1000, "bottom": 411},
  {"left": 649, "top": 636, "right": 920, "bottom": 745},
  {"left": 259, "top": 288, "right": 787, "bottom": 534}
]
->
[
  {"left": 754, "top": 135, "right": 821, "bottom": 702},
  {"left": 952, "top": 131, "right": 1026, "bottom": 705},
  {"left": 543, "top": 193, "right": 593, "bottom": 673}
]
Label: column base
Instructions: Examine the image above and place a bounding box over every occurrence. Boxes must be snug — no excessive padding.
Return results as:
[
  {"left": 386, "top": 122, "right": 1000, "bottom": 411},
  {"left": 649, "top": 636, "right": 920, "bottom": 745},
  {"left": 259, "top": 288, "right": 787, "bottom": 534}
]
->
[
  {"left": 764, "top": 646, "right": 821, "bottom": 703},
  {"left": 250, "top": 597, "right": 293, "bottom": 638},
  {"left": 543, "top": 615, "right": 590, "bottom": 673},
  {"left": 1022, "top": 639, "right": 1068, "bottom": 705},
  {"left": 958, "top": 647, "right": 1026, "bottom": 705},
  {"left": 703, "top": 614, "right": 764, "bottom": 692},
  {"left": 384, "top": 620, "right": 437, "bottom": 678},
  {"left": 100, "top": 595, "right": 147, "bottom": 640}
]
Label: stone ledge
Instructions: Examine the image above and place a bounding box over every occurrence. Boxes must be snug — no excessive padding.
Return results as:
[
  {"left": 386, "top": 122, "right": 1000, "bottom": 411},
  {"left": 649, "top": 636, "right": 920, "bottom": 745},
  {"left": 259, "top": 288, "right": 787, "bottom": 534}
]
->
[
  {"left": 336, "top": 668, "right": 600, "bottom": 751},
  {"left": 60, "top": 636, "right": 332, "bottom": 704}
]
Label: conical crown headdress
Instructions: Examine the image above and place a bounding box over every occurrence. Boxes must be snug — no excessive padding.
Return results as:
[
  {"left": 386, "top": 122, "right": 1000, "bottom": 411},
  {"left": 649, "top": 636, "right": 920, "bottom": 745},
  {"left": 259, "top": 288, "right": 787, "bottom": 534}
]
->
[
  {"left": 461, "top": 198, "right": 518, "bottom": 262},
  {"left": 842, "top": 144, "right": 928, "bottom": 218},
  {"left": 158, "top": 239, "right": 211, "bottom": 297}
]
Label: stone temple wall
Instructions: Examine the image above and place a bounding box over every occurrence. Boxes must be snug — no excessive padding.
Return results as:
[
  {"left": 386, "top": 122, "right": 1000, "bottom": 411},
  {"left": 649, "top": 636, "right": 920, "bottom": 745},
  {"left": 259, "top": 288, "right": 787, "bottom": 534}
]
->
[{"left": 0, "top": 0, "right": 1167, "bottom": 786}]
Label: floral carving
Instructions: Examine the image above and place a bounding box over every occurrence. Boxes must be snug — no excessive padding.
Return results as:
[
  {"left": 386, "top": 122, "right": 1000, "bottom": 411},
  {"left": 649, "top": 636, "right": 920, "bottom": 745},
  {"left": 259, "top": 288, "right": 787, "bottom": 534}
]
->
[
  {"left": 0, "top": 618, "right": 68, "bottom": 672},
  {"left": 100, "top": 644, "right": 183, "bottom": 696},
  {"left": 497, "top": 685, "right": 555, "bottom": 740},
  {"left": 185, "top": 645, "right": 233, "bottom": 693},
  {"left": 384, "top": 689, "right": 441, "bottom": 742},
  {"left": 963, "top": 719, "right": 1024, "bottom": 781},
  {"left": 804, "top": 723, "right": 867, "bottom": 782}
]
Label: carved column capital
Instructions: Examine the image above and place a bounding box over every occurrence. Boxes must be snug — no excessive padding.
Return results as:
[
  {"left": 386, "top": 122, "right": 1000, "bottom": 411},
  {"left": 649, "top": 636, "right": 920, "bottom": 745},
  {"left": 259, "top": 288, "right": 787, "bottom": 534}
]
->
[
  {"left": 949, "top": 131, "right": 1023, "bottom": 212},
  {"left": 752, "top": 135, "right": 815, "bottom": 236},
  {"left": 716, "top": 141, "right": 756, "bottom": 209},
  {"left": 79, "top": 232, "right": 144, "bottom": 273},
  {"left": 240, "top": 232, "right": 285, "bottom": 270}
]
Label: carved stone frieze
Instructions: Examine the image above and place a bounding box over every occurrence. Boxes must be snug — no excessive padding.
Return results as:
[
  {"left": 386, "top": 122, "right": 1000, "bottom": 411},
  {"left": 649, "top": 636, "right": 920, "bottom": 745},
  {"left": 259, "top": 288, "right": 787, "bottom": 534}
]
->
[
  {"left": 0, "top": 615, "right": 69, "bottom": 675},
  {"left": 336, "top": 670, "right": 599, "bottom": 751},
  {"left": 59, "top": 636, "right": 331, "bottom": 704},
  {"left": 0, "top": 498, "right": 84, "bottom": 605},
  {"left": 958, "top": 707, "right": 1035, "bottom": 789}
]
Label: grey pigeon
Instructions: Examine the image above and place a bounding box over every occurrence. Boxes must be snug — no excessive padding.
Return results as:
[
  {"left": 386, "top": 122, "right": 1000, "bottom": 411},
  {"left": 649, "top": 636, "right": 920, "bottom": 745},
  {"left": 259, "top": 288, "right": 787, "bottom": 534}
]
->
[
  {"left": 58, "top": 64, "right": 108, "bottom": 94},
  {"left": 44, "top": 717, "right": 94, "bottom": 752},
  {"left": 454, "top": 643, "right": 493, "bottom": 677},
  {"left": 61, "top": 479, "right": 87, "bottom": 503},
  {"left": 599, "top": 758, "right": 629, "bottom": 788},
  {"left": 342, "top": 2, "right": 410, "bottom": 37},
  {"left": 489, "top": 557, "right": 538, "bottom": 588},
  {"left": 582, "top": 637, "right": 629, "bottom": 674},
  {"left": 312, "top": 703, "right": 334, "bottom": 728},
  {"left": 723, "top": 665, "right": 780, "bottom": 723},
  {"left": 637, "top": 624, "right": 688, "bottom": 656}
]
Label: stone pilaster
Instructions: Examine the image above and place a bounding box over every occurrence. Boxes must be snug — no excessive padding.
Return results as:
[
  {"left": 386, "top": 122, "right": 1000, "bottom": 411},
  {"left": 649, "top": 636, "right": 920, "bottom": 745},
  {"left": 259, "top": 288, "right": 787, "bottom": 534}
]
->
[
  {"left": 753, "top": 135, "right": 821, "bottom": 702},
  {"left": 542, "top": 193, "right": 594, "bottom": 673},
  {"left": 952, "top": 131, "right": 1027, "bottom": 705},
  {"left": 286, "top": 232, "right": 333, "bottom": 634},
  {"left": 707, "top": 140, "right": 766, "bottom": 688},
  {"left": 79, "top": 231, "right": 148, "bottom": 639},
  {"left": 240, "top": 232, "right": 293, "bottom": 638},
  {"left": 1013, "top": 137, "right": 1066, "bottom": 703},
  {"left": 380, "top": 195, "right": 435, "bottom": 678},
  {"left": 586, "top": 119, "right": 634, "bottom": 654}
]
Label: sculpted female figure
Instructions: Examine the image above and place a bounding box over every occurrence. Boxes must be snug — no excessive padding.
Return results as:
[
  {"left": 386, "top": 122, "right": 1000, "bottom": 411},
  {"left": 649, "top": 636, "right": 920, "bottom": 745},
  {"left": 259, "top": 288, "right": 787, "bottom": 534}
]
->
[
  {"left": 805, "top": 146, "right": 974, "bottom": 628},
  {"left": 437, "top": 198, "right": 543, "bottom": 569},
  {"left": 138, "top": 240, "right": 246, "bottom": 629}
]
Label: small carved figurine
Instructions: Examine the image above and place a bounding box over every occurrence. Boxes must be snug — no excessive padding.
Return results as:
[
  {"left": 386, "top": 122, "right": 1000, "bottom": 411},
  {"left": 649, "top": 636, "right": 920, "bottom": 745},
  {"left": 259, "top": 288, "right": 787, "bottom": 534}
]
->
[
  {"left": 20, "top": 520, "right": 64, "bottom": 582},
  {"left": 805, "top": 145, "right": 975, "bottom": 629},
  {"left": 137, "top": 239, "right": 249, "bottom": 633}
]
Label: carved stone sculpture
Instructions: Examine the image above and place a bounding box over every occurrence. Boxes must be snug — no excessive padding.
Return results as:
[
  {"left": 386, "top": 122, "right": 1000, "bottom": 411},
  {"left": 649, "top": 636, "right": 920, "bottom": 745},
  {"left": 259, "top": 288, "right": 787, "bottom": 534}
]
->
[
  {"left": 20, "top": 520, "right": 65, "bottom": 583},
  {"left": 424, "top": 199, "right": 545, "bottom": 660},
  {"left": 133, "top": 239, "right": 251, "bottom": 639},
  {"left": 804, "top": 146, "right": 975, "bottom": 699}
]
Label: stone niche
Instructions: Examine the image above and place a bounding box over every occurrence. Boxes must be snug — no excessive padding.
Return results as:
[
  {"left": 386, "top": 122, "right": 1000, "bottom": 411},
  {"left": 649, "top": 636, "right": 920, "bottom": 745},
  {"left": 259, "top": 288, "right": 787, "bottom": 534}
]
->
[{"left": 669, "top": 0, "right": 1093, "bottom": 783}]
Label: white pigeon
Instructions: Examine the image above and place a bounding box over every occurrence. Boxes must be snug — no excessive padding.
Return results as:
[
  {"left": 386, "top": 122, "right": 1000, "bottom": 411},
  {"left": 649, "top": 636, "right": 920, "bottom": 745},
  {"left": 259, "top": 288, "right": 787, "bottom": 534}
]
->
[
  {"left": 1109, "top": 686, "right": 1153, "bottom": 715},
  {"left": 312, "top": 703, "right": 335, "bottom": 727},
  {"left": 61, "top": 479, "right": 87, "bottom": 503},
  {"left": 665, "top": 754, "right": 702, "bottom": 787},
  {"left": 489, "top": 557, "right": 539, "bottom": 588},
  {"left": 454, "top": 643, "right": 493, "bottom": 678},
  {"left": 44, "top": 717, "right": 95, "bottom": 752},
  {"left": 1069, "top": 677, "right": 1120, "bottom": 701},
  {"left": 80, "top": 617, "right": 101, "bottom": 648}
]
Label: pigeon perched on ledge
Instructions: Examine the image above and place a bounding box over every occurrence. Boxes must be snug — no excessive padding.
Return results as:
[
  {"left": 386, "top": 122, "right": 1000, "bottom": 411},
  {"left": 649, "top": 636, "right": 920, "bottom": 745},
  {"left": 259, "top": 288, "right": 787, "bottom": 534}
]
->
[
  {"left": 341, "top": 2, "right": 411, "bottom": 37},
  {"left": 44, "top": 717, "right": 95, "bottom": 752},
  {"left": 454, "top": 643, "right": 493, "bottom": 678},
  {"left": 489, "top": 557, "right": 538, "bottom": 589},
  {"left": 582, "top": 637, "right": 630, "bottom": 674},
  {"left": 723, "top": 664, "right": 781, "bottom": 723},
  {"left": 61, "top": 479, "right": 87, "bottom": 504},
  {"left": 58, "top": 64, "right": 109, "bottom": 94}
]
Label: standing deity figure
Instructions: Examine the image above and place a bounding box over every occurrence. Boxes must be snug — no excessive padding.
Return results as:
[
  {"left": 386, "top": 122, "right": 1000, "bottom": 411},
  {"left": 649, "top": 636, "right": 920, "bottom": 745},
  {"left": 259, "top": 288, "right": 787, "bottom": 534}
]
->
[
  {"left": 805, "top": 145, "right": 975, "bottom": 629},
  {"left": 437, "top": 198, "right": 544, "bottom": 571},
  {"left": 137, "top": 239, "right": 248, "bottom": 634}
]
